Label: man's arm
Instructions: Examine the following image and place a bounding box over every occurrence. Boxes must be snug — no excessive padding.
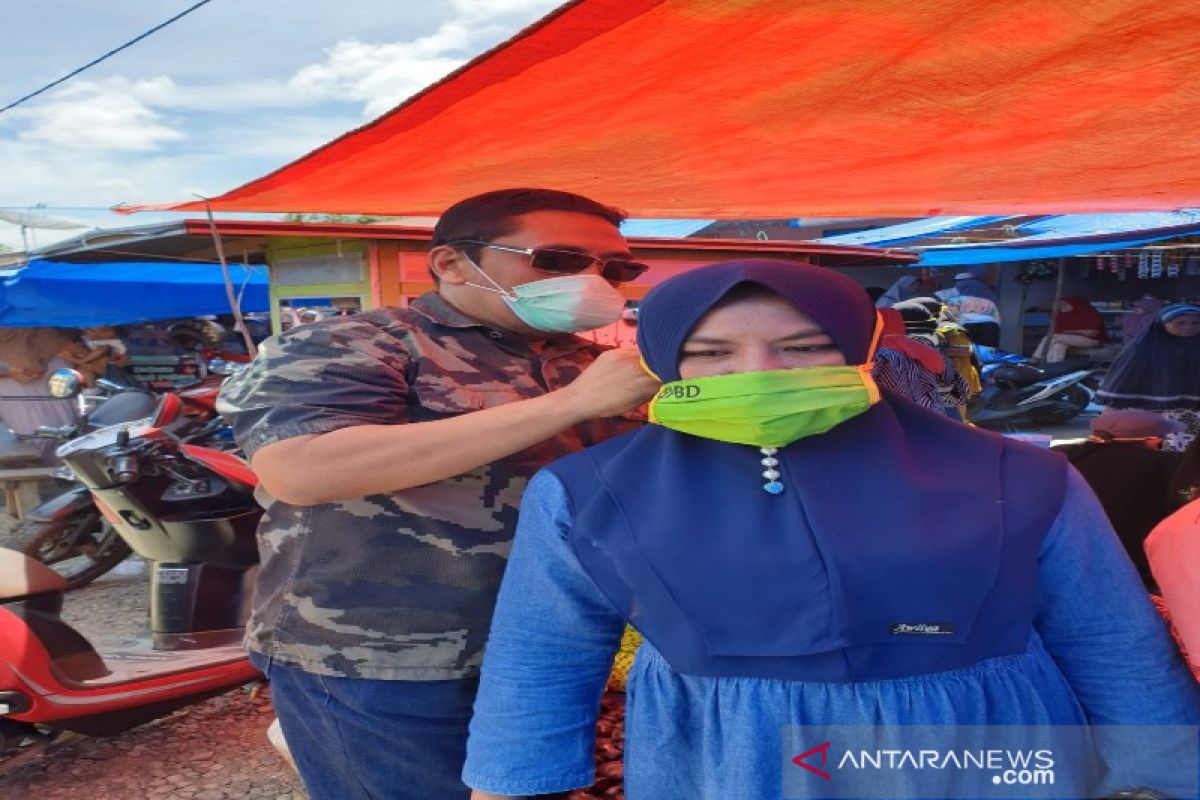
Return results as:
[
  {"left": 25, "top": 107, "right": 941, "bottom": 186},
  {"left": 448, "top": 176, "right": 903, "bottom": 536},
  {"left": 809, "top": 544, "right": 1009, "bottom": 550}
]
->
[{"left": 250, "top": 348, "right": 657, "bottom": 505}]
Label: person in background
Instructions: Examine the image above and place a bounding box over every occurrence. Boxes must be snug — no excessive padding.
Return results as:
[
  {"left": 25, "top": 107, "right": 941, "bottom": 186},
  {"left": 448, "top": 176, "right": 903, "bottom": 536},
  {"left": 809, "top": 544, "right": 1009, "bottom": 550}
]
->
[
  {"left": 872, "top": 307, "right": 969, "bottom": 414},
  {"left": 217, "top": 188, "right": 659, "bottom": 800},
  {"left": 937, "top": 271, "right": 1002, "bottom": 347},
  {"left": 1146, "top": 497, "right": 1200, "bottom": 680},
  {"left": 1053, "top": 409, "right": 1186, "bottom": 590},
  {"left": 1032, "top": 296, "right": 1108, "bottom": 364},
  {"left": 1122, "top": 295, "right": 1166, "bottom": 344},
  {"left": 463, "top": 260, "right": 1200, "bottom": 800},
  {"left": 873, "top": 273, "right": 940, "bottom": 307},
  {"left": 1097, "top": 304, "right": 1200, "bottom": 451},
  {"left": 0, "top": 327, "right": 90, "bottom": 464},
  {"left": 863, "top": 285, "right": 887, "bottom": 304}
]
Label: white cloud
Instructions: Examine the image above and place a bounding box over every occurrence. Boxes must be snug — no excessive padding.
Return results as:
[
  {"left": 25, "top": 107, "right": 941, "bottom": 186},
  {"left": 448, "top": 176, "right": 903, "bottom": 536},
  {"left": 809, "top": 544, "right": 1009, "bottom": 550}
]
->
[
  {"left": 285, "top": 0, "right": 560, "bottom": 117},
  {"left": 288, "top": 27, "right": 472, "bottom": 117},
  {"left": 0, "top": 0, "right": 567, "bottom": 251},
  {"left": 449, "top": 0, "right": 563, "bottom": 21},
  {"left": 11, "top": 78, "right": 185, "bottom": 152}
]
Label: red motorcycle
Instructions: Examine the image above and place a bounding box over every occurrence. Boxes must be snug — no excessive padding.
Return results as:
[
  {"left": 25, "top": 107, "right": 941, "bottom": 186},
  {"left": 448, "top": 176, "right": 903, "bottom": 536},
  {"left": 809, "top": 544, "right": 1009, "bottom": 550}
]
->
[{"left": 0, "top": 390, "right": 262, "bottom": 766}]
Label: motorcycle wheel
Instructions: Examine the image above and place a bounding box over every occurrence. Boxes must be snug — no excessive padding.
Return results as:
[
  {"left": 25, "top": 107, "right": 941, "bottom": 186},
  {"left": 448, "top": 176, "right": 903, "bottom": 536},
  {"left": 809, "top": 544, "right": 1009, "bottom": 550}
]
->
[
  {"left": 0, "top": 511, "right": 132, "bottom": 590},
  {"left": 1029, "top": 385, "right": 1092, "bottom": 425}
]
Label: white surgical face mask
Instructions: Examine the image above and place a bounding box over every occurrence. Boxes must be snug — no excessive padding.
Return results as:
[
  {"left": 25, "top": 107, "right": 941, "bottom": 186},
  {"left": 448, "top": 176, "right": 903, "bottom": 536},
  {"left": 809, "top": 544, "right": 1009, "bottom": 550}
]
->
[{"left": 463, "top": 255, "right": 625, "bottom": 333}]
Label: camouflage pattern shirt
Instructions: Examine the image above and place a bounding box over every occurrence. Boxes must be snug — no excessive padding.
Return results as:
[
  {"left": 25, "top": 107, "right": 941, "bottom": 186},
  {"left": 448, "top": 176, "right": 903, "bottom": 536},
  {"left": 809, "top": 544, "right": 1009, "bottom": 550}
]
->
[{"left": 218, "top": 293, "right": 642, "bottom": 679}]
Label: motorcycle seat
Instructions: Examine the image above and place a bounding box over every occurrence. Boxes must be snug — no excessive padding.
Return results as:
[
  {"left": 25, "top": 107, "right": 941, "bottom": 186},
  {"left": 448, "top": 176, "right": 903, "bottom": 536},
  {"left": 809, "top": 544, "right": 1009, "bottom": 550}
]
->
[
  {"left": 0, "top": 546, "right": 69, "bottom": 599},
  {"left": 1039, "top": 359, "right": 1092, "bottom": 379}
]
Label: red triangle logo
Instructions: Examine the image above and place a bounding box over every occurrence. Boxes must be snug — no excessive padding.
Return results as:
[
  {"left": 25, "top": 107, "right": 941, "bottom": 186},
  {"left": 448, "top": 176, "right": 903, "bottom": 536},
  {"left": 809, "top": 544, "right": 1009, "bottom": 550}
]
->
[{"left": 792, "top": 740, "right": 833, "bottom": 780}]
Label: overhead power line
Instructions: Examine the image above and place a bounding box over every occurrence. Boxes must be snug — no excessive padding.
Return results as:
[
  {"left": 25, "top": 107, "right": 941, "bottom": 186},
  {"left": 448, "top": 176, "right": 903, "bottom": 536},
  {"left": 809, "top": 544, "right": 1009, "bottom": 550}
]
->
[{"left": 0, "top": 0, "right": 214, "bottom": 116}]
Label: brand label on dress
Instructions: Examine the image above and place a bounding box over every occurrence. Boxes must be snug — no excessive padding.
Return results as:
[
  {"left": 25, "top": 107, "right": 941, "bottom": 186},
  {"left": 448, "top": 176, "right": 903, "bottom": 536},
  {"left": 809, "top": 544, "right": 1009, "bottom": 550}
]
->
[{"left": 889, "top": 622, "right": 955, "bottom": 636}]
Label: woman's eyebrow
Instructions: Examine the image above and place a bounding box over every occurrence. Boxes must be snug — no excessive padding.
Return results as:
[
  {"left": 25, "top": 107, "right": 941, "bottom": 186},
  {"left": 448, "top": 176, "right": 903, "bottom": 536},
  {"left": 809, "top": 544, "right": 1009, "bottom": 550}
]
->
[
  {"left": 774, "top": 329, "right": 830, "bottom": 342},
  {"left": 683, "top": 336, "right": 733, "bottom": 345}
]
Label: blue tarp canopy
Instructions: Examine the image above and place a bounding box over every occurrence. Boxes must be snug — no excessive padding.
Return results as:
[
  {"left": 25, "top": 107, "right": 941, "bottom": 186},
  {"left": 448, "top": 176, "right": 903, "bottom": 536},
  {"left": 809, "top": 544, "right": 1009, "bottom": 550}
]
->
[
  {"left": 620, "top": 219, "right": 714, "bottom": 237},
  {"left": 0, "top": 260, "right": 269, "bottom": 328},
  {"left": 831, "top": 212, "right": 1200, "bottom": 266},
  {"left": 816, "top": 216, "right": 1018, "bottom": 246}
]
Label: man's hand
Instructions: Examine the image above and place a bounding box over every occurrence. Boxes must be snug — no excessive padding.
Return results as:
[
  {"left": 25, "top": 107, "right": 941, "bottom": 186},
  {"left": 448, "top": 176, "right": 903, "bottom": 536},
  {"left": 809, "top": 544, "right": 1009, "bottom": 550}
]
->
[{"left": 555, "top": 348, "right": 660, "bottom": 420}]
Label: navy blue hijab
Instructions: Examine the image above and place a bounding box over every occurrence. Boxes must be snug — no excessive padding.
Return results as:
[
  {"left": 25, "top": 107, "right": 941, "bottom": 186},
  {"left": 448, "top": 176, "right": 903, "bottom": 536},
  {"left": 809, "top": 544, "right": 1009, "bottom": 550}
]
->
[
  {"left": 547, "top": 260, "right": 1067, "bottom": 680},
  {"left": 1098, "top": 304, "right": 1200, "bottom": 411}
]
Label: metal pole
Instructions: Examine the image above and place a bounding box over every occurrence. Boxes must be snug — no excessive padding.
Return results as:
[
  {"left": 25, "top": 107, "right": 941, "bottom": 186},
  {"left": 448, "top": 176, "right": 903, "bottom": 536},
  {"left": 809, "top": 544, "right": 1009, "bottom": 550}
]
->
[
  {"left": 199, "top": 199, "right": 257, "bottom": 358},
  {"left": 1041, "top": 258, "right": 1068, "bottom": 363}
]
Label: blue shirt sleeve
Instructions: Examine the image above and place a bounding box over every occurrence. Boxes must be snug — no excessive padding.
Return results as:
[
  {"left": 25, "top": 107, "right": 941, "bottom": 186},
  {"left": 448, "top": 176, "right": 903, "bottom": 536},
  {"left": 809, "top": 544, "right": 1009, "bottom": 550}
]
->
[
  {"left": 1035, "top": 468, "right": 1200, "bottom": 794},
  {"left": 462, "top": 469, "right": 627, "bottom": 796},
  {"left": 1035, "top": 468, "right": 1200, "bottom": 723}
]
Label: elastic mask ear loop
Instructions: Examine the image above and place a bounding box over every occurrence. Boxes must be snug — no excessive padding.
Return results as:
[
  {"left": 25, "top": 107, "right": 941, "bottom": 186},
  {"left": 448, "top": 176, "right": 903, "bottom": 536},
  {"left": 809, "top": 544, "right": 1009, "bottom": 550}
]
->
[
  {"left": 460, "top": 252, "right": 516, "bottom": 299},
  {"left": 854, "top": 311, "right": 885, "bottom": 406},
  {"left": 638, "top": 354, "right": 661, "bottom": 382},
  {"left": 866, "top": 310, "right": 885, "bottom": 362}
]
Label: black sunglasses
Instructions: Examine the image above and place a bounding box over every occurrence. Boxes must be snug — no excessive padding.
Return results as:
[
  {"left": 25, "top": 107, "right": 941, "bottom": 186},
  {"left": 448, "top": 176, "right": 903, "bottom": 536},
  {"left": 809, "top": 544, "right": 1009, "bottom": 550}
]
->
[{"left": 453, "top": 240, "right": 649, "bottom": 283}]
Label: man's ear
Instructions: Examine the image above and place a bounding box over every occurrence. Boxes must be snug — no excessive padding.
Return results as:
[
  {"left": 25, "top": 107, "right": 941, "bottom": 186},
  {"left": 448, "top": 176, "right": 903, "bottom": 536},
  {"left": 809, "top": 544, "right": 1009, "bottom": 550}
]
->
[{"left": 429, "top": 245, "right": 470, "bottom": 286}]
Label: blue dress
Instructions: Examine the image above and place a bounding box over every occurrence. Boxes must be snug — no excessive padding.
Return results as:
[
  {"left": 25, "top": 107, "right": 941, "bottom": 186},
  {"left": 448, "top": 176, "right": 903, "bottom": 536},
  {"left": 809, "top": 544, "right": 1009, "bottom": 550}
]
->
[{"left": 462, "top": 470, "right": 1200, "bottom": 799}]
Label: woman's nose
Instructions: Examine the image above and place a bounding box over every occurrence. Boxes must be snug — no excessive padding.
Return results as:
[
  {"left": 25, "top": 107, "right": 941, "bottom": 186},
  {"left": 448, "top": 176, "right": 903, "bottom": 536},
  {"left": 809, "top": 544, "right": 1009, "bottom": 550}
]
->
[{"left": 732, "top": 348, "right": 788, "bottom": 373}]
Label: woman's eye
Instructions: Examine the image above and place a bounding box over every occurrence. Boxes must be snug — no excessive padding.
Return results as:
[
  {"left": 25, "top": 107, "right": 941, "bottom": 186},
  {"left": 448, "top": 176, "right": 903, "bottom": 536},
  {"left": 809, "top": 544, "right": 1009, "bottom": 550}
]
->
[
  {"left": 784, "top": 344, "right": 834, "bottom": 353},
  {"left": 681, "top": 350, "right": 728, "bottom": 358}
]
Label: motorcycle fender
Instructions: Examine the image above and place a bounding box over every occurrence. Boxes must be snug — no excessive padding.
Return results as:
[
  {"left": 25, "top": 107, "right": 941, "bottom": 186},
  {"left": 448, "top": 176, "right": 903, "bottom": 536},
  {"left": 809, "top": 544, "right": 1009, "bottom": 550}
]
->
[{"left": 24, "top": 486, "right": 94, "bottom": 524}]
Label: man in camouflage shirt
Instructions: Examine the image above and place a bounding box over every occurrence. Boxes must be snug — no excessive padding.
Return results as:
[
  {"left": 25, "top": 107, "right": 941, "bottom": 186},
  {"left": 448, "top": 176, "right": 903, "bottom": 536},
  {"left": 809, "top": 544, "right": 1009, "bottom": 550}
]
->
[{"left": 218, "top": 189, "right": 658, "bottom": 800}]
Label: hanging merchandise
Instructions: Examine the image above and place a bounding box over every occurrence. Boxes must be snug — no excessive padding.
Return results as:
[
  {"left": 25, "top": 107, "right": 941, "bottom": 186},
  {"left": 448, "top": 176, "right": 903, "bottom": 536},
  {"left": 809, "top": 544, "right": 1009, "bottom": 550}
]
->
[
  {"left": 1168, "top": 254, "right": 1181, "bottom": 279},
  {"left": 1187, "top": 255, "right": 1200, "bottom": 277},
  {"left": 1015, "top": 260, "right": 1058, "bottom": 285},
  {"left": 1150, "top": 251, "right": 1164, "bottom": 279},
  {"left": 1137, "top": 251, "right": 1151, "bottom": 279}
]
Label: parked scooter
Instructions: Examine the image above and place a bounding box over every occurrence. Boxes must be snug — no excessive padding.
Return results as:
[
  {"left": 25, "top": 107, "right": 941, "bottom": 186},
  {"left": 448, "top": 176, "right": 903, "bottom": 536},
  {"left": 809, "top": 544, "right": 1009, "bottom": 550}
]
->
[
  {"left": 0, "top": 368, "right": 235, "bottom": 588},
  {"left": 966, "top": 345, "right": 1096, "bottom": 429},
  {"left": 0, "top": 389, "right": 262, "bottom": 766}
]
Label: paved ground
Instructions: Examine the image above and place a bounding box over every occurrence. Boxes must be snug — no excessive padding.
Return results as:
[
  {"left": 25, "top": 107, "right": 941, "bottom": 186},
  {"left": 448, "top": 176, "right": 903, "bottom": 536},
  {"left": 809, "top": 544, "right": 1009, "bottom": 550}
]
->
[{"left": 0, "top": 564, "right": 305, "bottom": 799}]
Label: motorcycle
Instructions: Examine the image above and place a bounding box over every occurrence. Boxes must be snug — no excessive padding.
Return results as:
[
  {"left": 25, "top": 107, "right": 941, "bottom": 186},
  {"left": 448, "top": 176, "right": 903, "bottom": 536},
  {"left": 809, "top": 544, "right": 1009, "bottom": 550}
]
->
[
  {"left": 966, "top": 345, "right": 1097, "bottom": 429},
  {"left": 0, "top": 368, "right": 235, "bottom": 589},
  {"left": 0, "top": 388, "right": 262, "bottom": 766},
  {"left": 0, "top": 375, "right": 158, "bottom": 588}
]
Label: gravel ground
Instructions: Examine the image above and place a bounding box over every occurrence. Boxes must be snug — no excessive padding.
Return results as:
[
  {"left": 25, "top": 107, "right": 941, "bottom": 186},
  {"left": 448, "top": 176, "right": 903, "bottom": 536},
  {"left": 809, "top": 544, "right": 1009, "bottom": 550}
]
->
[{"left": 0, "top": 541, "right": 305, "bottom": 800}]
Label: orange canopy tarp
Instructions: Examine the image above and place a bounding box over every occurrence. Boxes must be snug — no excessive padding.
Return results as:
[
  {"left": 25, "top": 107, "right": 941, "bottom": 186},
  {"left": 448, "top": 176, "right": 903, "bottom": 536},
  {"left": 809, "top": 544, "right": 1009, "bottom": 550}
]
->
[{"left": 146, "top": 0, "right": 1200, "bottom": 218}]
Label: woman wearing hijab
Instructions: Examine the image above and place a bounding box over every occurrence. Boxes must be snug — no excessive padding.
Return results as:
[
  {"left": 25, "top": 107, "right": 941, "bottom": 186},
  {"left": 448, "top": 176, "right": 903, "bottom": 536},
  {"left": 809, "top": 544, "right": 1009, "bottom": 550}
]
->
[
  {"left": 1097, "top": 304, "right": 1200, "bottom": 451},
  {"left": 1032, "top": 296, "right": 1109, "bottom": 364},
  {"left": 1122, "top": 295, "right": 1166, "bottom": 344},
  {"left": 463, "top": 261, "right": 1200, "bottom": 800}
]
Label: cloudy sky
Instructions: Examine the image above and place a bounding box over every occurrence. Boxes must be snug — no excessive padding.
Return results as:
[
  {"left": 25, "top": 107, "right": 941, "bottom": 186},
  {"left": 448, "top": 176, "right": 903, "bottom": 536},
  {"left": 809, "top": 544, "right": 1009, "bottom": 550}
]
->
[{"left": 0, "top": 0, "right": 563, "bottom": 251}]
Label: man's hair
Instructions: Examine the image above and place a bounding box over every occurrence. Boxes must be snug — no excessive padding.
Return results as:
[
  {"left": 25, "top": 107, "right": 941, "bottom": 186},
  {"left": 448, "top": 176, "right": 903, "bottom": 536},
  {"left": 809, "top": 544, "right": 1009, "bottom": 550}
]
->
[{"left": 429, "top": 188, "right": 626, "bottom": 281}]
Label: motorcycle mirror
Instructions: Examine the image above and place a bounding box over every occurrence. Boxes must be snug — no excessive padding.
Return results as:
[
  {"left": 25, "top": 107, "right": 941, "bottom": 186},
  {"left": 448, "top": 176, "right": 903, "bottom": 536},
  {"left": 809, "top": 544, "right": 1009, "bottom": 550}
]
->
[
  {"left": 47, "top": 368, "right": 85, "bottom": 399},
  {"left": 206, "top": 358, "right": 241, "bottom": 376}
]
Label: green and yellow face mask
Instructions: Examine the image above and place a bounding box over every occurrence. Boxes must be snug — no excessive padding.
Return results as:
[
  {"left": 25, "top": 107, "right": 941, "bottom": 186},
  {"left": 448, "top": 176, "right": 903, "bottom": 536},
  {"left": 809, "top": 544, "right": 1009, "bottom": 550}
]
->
[{"left": 647, "top": 365, "right": 882, "bottom": 448}]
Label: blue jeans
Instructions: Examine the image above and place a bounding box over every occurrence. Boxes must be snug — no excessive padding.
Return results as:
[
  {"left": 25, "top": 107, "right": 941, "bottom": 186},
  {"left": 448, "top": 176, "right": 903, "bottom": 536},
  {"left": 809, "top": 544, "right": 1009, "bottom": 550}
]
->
[{"left": 252, "top": 653, "right": 477, "bottom": 800}]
